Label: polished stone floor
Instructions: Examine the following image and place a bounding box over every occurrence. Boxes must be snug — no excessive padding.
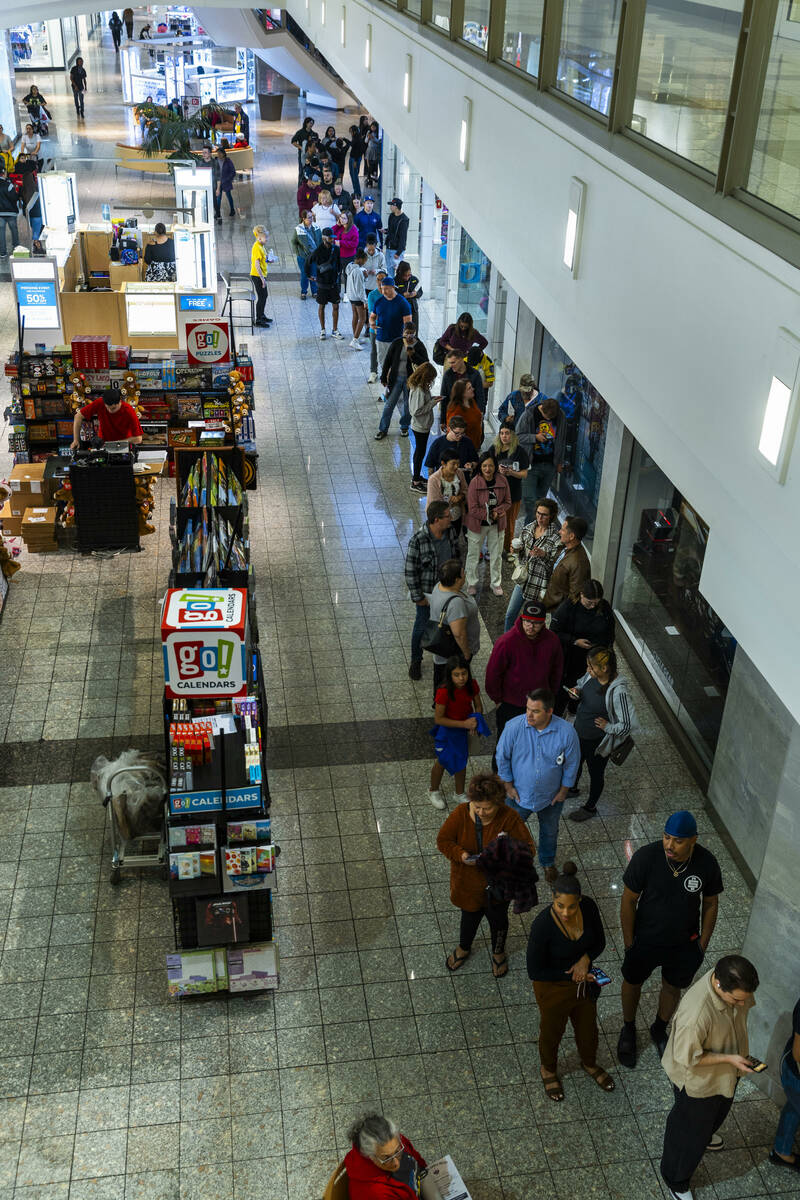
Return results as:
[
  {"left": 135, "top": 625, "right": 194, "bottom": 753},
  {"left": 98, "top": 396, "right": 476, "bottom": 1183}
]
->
[{"left": 0, "top": 20, "right": 796, "bottom": 1200}]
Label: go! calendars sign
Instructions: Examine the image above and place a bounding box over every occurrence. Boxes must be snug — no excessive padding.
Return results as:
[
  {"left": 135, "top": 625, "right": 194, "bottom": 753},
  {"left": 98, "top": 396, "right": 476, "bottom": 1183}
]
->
[{"left": 161, "top": 588, "right": 248, "bottom": 696}]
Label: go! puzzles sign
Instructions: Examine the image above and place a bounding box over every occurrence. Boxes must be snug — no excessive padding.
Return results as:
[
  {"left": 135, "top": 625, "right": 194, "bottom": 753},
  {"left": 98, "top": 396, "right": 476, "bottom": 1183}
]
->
[{"left": 161, "top": 588, "right": 248, "bottom": 697}]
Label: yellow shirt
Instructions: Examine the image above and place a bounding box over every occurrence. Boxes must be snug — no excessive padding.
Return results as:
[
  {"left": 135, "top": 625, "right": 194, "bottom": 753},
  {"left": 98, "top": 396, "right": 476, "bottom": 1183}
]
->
[
  {"left": 662, "top": 969, "right": 754, "bottom": 1098},
  {"left": 250, "top": 241, "right": 267, "bottom": 278}
]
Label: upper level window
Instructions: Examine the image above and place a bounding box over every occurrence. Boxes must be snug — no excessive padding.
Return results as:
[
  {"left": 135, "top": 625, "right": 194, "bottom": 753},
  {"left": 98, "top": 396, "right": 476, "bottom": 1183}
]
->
[
  {"left": 555, "top": 0, "right": 620, "bottom": 116},
  {"left": 500, "top": 0, "right": 545, "bottom": 78}
]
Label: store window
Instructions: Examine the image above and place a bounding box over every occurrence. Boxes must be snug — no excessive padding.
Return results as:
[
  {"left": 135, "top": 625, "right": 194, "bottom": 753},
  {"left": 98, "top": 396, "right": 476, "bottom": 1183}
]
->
[
  {"left": 501, "top": 0, "right": 545, "bottom": 77},
  {"left": 555, "top": 0, "right": 619, "bottom": 116},
  {"left": 613, "top": 444, "right": 735, "bottom": 765},
  {"left": 9, "top": 22, "right": 66, "bottom": 70},
  {"left": 463, "top": 1, "right": 489, "bottom": 50},
  {"left": 629, "top": 0, "right": 744, "bottom": 176},
  {"left": 405, "top": 0, "right": 422, "bottom": 17},
  {"left": 456, "top": 227, "right": 490, "bottom": 335},
  {"left": 62, "top": 17, "right": 79, "bottom": 66},
  {"left": 537, "top": 328, "right": 609, "bottom": 542},
  {"left": 429, "top": 0, "right": 450, "bottom": 34}
]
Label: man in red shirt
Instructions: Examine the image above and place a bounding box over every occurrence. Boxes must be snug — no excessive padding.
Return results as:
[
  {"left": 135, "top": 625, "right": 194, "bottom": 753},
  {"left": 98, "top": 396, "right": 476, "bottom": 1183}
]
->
[{"left": 71, "top": 389, "right": 143, "bottom": 449}]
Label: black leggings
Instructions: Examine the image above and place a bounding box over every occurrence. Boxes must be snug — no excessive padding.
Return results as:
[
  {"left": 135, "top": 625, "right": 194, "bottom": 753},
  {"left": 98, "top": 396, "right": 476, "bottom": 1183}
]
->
[
  {"left": 251, "top": 276, "right": 268, "bottom": 321},
  {"left": 411, "top": 430, "right": 428, "bottom": 479},
  {"left": 459, "top": 900, "right": 509, "bottom": 954},
  {"left": 578, "top": 737, "right": 608, "bottom": 811}
]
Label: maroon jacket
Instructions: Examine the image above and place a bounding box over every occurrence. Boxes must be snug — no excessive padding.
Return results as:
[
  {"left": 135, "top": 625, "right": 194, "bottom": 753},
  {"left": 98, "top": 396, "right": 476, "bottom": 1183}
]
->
[
  {"left": 484, "top": 617, "right": 563, "bottom": 707},
  {"left": 344, "top": 1136, "right": 426, "bottom": 1200}
]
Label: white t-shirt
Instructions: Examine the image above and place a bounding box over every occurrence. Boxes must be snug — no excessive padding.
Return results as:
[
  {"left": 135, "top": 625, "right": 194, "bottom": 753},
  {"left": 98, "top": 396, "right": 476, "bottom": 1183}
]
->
[
  {"left": 312, "top": 202, "right": 339, "bottom": 230},
  {"left": 21, "top": 135, "right": 39, "bottom": 154}
]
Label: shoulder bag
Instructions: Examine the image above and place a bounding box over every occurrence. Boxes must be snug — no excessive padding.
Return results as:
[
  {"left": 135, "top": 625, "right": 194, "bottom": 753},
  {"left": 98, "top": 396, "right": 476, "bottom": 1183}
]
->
[
  {"left": 420, "top": 592, "right": 461, "bottom": 658},
  {"left": 432, "top": 340, "right": 447, "bottom": 366},
  {"left": 609, "top": 736, "right": 635, "bottom": 766}
]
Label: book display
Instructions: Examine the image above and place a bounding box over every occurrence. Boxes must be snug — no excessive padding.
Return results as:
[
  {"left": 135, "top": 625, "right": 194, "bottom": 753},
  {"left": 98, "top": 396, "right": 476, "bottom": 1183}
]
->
[{"left": 161, "top": 582, "right": 278, "bottom": 997}]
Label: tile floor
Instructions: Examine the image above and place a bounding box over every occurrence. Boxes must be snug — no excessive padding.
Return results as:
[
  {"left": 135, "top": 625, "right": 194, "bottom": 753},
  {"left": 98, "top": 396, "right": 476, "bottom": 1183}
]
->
[{"left": 0, "top": 20, "right": 797, "bottom": 1200}]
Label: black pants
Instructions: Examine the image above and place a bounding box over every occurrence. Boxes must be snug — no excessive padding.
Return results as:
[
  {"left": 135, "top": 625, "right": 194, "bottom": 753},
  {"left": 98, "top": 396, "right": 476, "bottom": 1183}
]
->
[
  {"left": 111, "top": 28, "right": 121, "bottom": 49},
  {"left": 459, "top": 899, "right": 509, "bottom": 954},
  {"left": 661, "top": 1086, "right": 733, "bottom": 1192},
  {"left": 73, "top": 91, "right": 84, "bottom": 116},
  {"left": 492, "top": 701, "right": 525, "bottom": 771},
  {"left": 411, "top": 430, "right": 428, "bottom": 480},
  {"left": 577, "top": 737, "right": 608, "bottom": 811},
  {"left": 221, "top": 188, "right": 235, "bottom": 216},
  {"left": 251, "top": 276, "right": 268, "bottom": 321}
]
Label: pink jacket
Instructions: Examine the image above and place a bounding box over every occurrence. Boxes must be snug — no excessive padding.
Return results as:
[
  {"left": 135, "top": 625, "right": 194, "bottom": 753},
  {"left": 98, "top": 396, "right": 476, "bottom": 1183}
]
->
[
  {"left": 426, "top": 465, "right": 468, "bottom": 508},
  {"left": 465, "top": 471, "right": 511, "bottom": 534},
  {"left": 334, "top": 224, "right": 359, "bottom": 257}
]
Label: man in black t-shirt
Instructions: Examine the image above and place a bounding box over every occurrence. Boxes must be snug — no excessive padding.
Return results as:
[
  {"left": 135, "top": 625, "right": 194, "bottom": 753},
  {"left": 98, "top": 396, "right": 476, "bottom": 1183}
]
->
[{"left": 617, "top": 809, "right": 723, "bottom": 1069}]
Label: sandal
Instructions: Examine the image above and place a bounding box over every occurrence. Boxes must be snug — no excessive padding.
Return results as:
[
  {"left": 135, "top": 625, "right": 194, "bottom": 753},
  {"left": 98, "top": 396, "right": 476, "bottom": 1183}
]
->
[
  {"left": 582, "top": 1064, "right": 615, "bottom": 1091},
  {"left": 491, "top": 952, "right": 508, "bottom": 978},
  {"left": 446, "top": 948, "right": 470, "bottom": 972},
  {"left": 541, "top": 1073, "right": 564, "bottom": 1102}
]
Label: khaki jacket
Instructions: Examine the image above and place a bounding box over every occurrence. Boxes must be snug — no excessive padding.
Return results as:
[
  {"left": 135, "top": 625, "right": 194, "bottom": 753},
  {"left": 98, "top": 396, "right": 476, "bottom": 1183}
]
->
[{"left": 662, "top": 969, "right": 754, "bottom": 1098}]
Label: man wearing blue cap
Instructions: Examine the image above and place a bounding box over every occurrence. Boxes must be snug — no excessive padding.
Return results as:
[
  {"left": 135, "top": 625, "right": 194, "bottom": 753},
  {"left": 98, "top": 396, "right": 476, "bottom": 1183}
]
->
[{"left": 617, "top": 810, "right": 723, "bottom": 1069}]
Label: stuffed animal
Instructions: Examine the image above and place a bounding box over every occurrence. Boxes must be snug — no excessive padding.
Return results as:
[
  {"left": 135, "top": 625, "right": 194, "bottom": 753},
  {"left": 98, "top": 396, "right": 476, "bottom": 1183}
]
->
[
  {"left": 119, "top": 372, "right": 143, "bottom": 417},
  {"left": 66, "top": 372, "right": 90, "bottom": 414},
  {"left": 227, "top": 369, "right": 250, "bottom": 435}
]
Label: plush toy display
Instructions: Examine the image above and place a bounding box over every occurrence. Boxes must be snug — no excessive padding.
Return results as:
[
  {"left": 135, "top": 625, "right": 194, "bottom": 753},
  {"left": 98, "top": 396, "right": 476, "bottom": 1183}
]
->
[
  {"left": 66, "top": 372, "right": 90, "bottom": 414},
  {"left": 119, "top": 372, "right": 144, "bottom": 418},
  {"left": 227, "top": 370, "right": 250, "bottom": 435},
  {"left": 135, "top": 475, "right": 156, "bottom": 535}
]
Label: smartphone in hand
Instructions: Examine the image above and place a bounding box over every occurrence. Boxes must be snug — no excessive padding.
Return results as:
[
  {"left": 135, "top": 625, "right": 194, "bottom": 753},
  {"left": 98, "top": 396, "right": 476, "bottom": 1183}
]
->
[
  {"left": 590, "top": 967, "right": 612, "bottom": 987},
  {"left": 746, "top": 1055, "right": 767, "bottom": 1073}
]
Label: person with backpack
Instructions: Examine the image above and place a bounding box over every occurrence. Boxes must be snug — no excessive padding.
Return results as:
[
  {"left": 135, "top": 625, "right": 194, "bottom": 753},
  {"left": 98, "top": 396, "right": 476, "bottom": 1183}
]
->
[
  {"left": 306, "top": 227, "right": 344, "bottom": 340},
  {"left": 291, "top": 210, "right": 321, "bottom": 299},
  {"left": 108, "top": 11, "right": 123, "bottom": 51}
]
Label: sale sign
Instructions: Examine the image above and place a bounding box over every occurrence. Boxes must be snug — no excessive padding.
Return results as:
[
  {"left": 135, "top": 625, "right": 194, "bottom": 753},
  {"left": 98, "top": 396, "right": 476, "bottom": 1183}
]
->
[
  {"left": 186, "top": 320, "right": 231, "bottom": 365},
  {"left": 161, "top": 588, "right": 248, "bottom": 697}
]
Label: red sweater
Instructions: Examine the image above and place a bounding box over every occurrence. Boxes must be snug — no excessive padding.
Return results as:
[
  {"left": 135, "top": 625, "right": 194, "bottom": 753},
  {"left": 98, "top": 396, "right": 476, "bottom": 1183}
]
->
[
  {"left": 344, "top": 1137, "right": 426, "bottom": 1200},
  {"left": 484, "top": 617, "right": 563, "bottom": 707}
]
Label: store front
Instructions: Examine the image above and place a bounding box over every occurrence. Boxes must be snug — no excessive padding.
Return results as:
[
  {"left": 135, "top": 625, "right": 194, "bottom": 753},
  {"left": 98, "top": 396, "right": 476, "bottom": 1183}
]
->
[
  {"left": 9, "top": 19, "right": 80, "bottom": 70},
  {"left": 612, "top": 443, "right": 734, "bottom": 767}
]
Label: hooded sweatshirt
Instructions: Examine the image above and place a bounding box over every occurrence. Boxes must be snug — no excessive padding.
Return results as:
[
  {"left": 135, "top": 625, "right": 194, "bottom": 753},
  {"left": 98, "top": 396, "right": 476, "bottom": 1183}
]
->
[
  {"left": 484, "top": 616, "right": 564, "bottom": 708},
  {"left": 343, "top": 1137, "right": 426, "bottom": 1200}
]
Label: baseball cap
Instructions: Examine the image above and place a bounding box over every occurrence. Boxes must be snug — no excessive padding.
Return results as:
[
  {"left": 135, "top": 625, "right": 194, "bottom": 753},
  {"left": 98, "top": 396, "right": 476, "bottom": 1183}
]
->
[
  {"left": 389, "top": 197, "right": 403, "bottom": 207},
  {"left": 664, "top": 811, "right": 697, "bottom": 838},
  {"left": 521, "top": 601, "right": 546, "bottom": 622},
  {"left": 381, "top": 276, "right": 395, "bottom": 287},
  {"left": 363, "top": 194, "right": 374, "bottom": 203},
  {"left": 519, "top": 374, "right": 535, "bottom": 392}
]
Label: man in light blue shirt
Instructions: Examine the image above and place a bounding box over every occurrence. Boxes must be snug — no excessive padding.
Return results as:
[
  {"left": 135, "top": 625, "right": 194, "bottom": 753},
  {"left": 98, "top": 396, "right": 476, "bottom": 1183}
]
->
[{"left": 496, "top": 687, "right": 580, "bottom": 881}]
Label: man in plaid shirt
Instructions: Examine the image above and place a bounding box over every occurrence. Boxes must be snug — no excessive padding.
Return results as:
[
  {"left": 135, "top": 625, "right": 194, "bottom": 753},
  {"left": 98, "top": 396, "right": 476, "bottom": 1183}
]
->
[{"left": 404, "top": 500, "right": 462, "bottom": 680}]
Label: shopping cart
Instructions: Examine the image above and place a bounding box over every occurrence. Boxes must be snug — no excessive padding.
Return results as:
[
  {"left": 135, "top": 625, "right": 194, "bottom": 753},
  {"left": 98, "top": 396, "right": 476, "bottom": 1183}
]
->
[{"left": 99, "top": 760, "right": 168, "bottom": 885}]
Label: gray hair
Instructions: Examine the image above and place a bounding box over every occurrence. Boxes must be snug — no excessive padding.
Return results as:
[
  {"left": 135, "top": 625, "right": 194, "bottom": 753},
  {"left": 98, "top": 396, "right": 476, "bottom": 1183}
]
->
[{"left": 347, "top": 1113, "right": 398, "bottom": 1157}]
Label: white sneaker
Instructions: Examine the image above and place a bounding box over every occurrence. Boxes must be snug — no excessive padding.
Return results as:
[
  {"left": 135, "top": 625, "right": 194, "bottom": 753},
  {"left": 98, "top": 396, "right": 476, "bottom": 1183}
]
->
[
  {"left": 666, "top": 1187, "right": 693, "bottom": 1200},
  {"left": 350, "top": 338, "right": 362, "bottom": 350},
  {"left": 453, "top": 793, "right": 467, "bottom": 805},
  {"left": 331, "top": 330, "right": 345, "bottom": 340},
  {"left": 368, "top": 372, "right": 377, "bottom": 383},
  {"left": 428, "top": 790, "right": 445, "bottom": 810},
  {"left": 320, "top": 330, "right": 327, "bottom": 340}
]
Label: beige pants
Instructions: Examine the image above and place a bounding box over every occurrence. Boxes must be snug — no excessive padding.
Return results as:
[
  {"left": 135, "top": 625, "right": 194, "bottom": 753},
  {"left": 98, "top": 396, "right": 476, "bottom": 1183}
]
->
[{"left": 466, "top": 525, "right": 502, "bottom": 589}]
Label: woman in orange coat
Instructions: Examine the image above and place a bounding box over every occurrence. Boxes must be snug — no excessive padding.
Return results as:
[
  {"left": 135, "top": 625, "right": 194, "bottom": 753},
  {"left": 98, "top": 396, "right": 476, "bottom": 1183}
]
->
[
  {"left": 445, "top": 377, "right": 483, "bottom": 450},
  {"left": 436, "top": 772, "right": 534, "bottom": 977}
]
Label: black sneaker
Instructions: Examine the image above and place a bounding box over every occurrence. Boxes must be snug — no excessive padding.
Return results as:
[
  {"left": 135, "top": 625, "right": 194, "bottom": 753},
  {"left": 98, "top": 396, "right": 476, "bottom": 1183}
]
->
[
  {"left": 650, "top": 1021, "right": 668, "bottom": 1059},
  {"left": 768, "top": 1150, "right": 800, "bottom": 1171},
  {"left": 568, "top": 806, "right": 596, "bottom": 822},
  {"left": 409, "top": 480, "right": 426, "bottom": 493},
  {"left": 374, "top": 431, "right": 387, "bottom": 441},
  {"left": 408, "top": 660, "right": 422, "bottom": 681},
  {"left": 617, "top": 1024, "right": 637, "bottom": 1069}
]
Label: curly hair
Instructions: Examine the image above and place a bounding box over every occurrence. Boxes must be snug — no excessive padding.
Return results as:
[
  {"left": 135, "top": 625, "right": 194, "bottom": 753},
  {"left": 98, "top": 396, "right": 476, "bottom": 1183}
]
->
[{"left": 466, "top": 773, "right": 506, "bottom": 807}]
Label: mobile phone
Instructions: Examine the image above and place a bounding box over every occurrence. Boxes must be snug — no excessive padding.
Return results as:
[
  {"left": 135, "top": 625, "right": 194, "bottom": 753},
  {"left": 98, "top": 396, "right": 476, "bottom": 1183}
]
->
[
  {"left": 590, "top": 967, "right": 612, "bottom": 987},
  {"left": 464, "top": 854, "right": 479, "bottom": 865},
  {"left": 746, "top": 1055, "right": 767, "bottom": 1072},
  {"left": 563, "top": 686, "right": 579, "bottom": 698}
]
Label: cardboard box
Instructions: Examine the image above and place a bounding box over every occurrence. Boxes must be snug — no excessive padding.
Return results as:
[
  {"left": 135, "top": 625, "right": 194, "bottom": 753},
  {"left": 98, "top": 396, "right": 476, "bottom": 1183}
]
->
[
  {"left": 9, "top": 463, "right": 46, "bottom": 493},
  {"left": 0, "top": 502, "right": 22, "bottom": 537},
  {"left": 22, "top": 507, "right": 57, "bottom": 552}
]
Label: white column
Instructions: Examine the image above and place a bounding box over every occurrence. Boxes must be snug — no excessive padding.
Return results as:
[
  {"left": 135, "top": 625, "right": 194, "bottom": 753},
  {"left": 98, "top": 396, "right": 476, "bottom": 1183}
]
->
[
  {"left": 443, "top": 213, "right": 462, "bottom": 328},
  {"left": 0, "top": 34, "right": 17, "bottom": 138},
  {"left": 418, "top": 180, "right": 435, "bottom": 296}
]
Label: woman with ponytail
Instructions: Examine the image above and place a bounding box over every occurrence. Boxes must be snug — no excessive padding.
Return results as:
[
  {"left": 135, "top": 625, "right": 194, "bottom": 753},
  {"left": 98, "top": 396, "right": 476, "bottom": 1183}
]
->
[
  {"left": 566, "top": 645, "right": 637, "bottom": 823},
  {"left": 526, "top": 861, "right": 614, "bottom": 1101}
]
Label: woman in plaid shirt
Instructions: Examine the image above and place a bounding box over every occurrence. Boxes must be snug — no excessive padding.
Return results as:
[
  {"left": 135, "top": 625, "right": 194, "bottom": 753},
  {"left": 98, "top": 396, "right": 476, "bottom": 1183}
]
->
[{"left": 503, "top": 496, "right": 561, "bottom": 631}]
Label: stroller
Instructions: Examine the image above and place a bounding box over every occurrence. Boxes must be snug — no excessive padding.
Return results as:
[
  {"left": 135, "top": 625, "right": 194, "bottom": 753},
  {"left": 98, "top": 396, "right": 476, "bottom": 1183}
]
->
[{"left": 23, "top": 96, "right": 50, "bottom": 137}]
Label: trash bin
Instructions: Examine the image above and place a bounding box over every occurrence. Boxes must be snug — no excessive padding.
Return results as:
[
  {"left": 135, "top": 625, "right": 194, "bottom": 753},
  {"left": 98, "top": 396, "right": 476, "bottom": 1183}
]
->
[{"left": 258, "top": 93, "right": 284, "bottom": 121}]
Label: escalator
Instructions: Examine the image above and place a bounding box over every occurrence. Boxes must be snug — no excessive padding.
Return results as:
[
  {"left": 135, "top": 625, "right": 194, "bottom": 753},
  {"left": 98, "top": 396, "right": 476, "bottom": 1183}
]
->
[{"left": 193, "top": 6, "right": 357, "bottom": 109}]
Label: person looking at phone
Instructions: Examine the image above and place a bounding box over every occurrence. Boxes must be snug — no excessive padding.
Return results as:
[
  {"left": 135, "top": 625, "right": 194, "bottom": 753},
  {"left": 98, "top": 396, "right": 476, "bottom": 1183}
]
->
[
  {"left": 526, "top": 861, "right": 615, "bottom": 1102},
  {"left": 617, "top": 810, "right": 723, "bottom": 1070},
  {"left": 659, "top": 955, "right": 759, "bottom": 1200}
]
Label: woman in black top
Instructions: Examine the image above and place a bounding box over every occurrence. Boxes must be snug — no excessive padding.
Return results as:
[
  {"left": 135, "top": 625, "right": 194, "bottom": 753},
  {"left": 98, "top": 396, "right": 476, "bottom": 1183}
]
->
[
  {"left": 551, "top": 579, "right": 615, "bottom": 712},
  {"left": 347, "top": 124, "right": 365, "bottom": 197},
  {"left": 394, "top": 260, "right": 422, "bottom": 326},
  {"left": 527, "top": 863, "right": 614, "bottom": 1101},
  {"left": 144, "top": 223, "right": 176, "bottom": 282}
]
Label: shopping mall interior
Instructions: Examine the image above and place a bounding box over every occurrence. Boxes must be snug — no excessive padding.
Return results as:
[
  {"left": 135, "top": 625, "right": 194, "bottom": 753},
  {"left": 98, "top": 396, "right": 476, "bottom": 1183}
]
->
[{"left": 0, "top": 2, "right": 798, "bottom": 1199}]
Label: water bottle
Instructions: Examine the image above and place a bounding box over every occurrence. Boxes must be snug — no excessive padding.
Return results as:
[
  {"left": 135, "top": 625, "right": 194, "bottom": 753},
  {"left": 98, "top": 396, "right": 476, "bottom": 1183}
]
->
[{"left": 101, "top": 203, "right": 110, "bottom": 222}]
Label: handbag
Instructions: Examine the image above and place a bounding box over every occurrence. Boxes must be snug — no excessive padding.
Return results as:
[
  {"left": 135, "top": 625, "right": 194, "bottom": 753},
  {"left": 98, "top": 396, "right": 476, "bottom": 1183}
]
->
[
  {"left": 420, "top": 592, "right": 460, "bottom": 658},
  {"left": 432, "top": 340, "right": 446, "bottom": 366},
  {"left": 609, "top": 735, "right": 635, "bottom": 766},
  {"left": 511, "top": 555, "right": 527, "bottom": 584},
  {"left": 473, "top": 815, "right": 505, "bottom": 905}
]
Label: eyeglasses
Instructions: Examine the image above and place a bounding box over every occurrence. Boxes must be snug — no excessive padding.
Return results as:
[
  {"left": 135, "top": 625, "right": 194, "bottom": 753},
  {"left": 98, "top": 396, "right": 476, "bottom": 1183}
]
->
[
  {"left": 535, "top": 510, "right": 551, "bottom": 519},
  {"left": 374, "top": 1141, "right": 404, "bottom": 1165}
]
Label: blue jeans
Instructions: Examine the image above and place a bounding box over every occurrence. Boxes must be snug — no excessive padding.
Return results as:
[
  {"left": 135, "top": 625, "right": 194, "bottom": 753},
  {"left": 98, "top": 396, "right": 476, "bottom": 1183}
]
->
[
  {"left": 0, "top": 215, "right": 19, "bottom": 256},
  {"left": 349, "top": 156, "right": 362, "bottom": 197},
  {"left": 297, "top": 255, "right": 316, "bottom": 296},
  {"left": 385, "top": 249, "right": 401, "bottom": 277},
  {"left": 504, "top": 584, "right": 525, "bottom": 632},
  {"left": 411, "top": 602, "right": 429, "bottom": 665},
  {"left": 775, "top": 1054, "right": 800, "bottom": 1157},
  {"left": 379, "top": 378, "right": 410, "bottom": 434},
  {"left": 504, "top": 795, "right": 563, "bottom": 867},
  {"left": 522, "top": 462, "right": 556, "bottom": 524}
]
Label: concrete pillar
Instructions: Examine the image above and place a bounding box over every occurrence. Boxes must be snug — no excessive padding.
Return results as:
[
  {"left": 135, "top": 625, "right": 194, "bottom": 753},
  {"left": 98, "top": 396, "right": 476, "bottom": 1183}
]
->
[
  {"left": 443, "top": 214, "right": 462, "bottom": 329},
  {"left": 590, "top": 409, "right": 634, "bottom": 579}
]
